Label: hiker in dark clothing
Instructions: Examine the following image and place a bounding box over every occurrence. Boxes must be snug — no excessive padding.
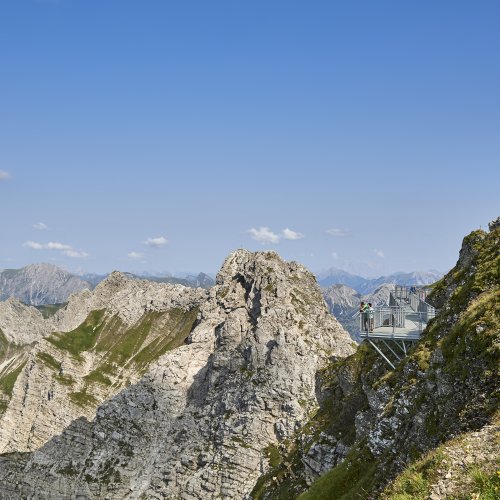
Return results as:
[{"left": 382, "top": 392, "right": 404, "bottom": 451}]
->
[{"left": 360, "top": 301, "right": 368, "bottom": 332}]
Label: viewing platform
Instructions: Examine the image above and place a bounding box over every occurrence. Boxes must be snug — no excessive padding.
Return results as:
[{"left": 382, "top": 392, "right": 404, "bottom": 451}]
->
[{"left": 356, "top": 285, "right": 437, "bottom": 368}]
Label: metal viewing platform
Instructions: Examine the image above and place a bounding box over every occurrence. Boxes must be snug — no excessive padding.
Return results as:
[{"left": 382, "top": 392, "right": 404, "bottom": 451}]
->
[{"left": 357, "top": 285, "right": 437, "bottom": 369}]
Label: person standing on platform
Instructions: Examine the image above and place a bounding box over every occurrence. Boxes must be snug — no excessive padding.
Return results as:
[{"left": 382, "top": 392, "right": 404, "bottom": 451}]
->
[
  {"left": 360, "top": 301, "right": 368, "bottom": 332},
  {"left": 367, "top": 303, "right": 375, "bottom": 332}
]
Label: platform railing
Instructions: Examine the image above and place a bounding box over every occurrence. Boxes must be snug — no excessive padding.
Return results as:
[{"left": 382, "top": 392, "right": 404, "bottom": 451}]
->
[
  {"left": 359, "top": 306, "right": 405, "bottom": 333},
  {"left": 359, "top": 306, "right": 439, "bottom": 335}
]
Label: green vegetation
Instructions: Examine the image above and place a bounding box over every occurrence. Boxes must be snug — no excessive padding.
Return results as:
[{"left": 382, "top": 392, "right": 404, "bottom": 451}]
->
[
  {"left": 69, "top": 390, "right": 98, "bottom": 408},
  {"left": 0, "top": 328, "right": 8, "bottom": 359},
  {"left": 131, "top": 307, "right": 199, "bottom": 371},
  {"left": 36, "top": 351, "right": 61, "bottom": 371},
  {"left": 0, "top": 361, "right": 26, "bottom": 397},
  {"left": 299, "top": 444, "right": 377, "bottom": 500},
  {"left": 231, "top": 436, "right": 251, "bottom": 449},
  {"left": 39, "top": 306, "right": 199, "bottom": 412},
  {"left": 381, "top": 450, "right": 445, "bottom": 499},
  {"left": 264, "top": 444, "right": 282, "bottom": 468},
  {"left": 84, "top": 369, "right": 112, "bottom": 386},
  {"left": 47, "top": 310, "right": 106, "bottom": 361},
  {"left": 55, "top": 373, "right": 75, "bottom": 386},
  {"left": 57, "top": 464, "right": 78, "bottom": 476},
  {"left": 35, "top": 302, "right": 67, "bottom": 319},
  {"left": 93, "top": 313, "right": 155, "bottom": 365},
  {"left": 470, "top": 467, "right": 500, "bottom": 499}
]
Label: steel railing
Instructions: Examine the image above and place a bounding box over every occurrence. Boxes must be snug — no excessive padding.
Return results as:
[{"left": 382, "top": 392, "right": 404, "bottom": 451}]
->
[{"left": 359, "top": 306, "right": 439, "bottom": 334}]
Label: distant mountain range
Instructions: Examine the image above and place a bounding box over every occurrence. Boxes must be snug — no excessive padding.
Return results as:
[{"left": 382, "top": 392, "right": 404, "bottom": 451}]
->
[
  {"left": 317, "top": 268, "right": 443, "bottom": 294},
  {"left": 0, "top": 263, "right": 90, "bottom": 306},
  {"left": 80, "top": 271, "right": 215, "bottom": 289},
  {"left": 0, "top": 264, "right": 215, "bottom": 306}
]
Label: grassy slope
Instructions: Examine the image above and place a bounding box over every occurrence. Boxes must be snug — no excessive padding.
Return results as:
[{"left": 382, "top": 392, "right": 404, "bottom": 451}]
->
[
  {"left": 0, "top": 328, "right": 29, "bottom": 414},
  {"left": 42, "top": 306, "right": 199, "bottom": 407}
]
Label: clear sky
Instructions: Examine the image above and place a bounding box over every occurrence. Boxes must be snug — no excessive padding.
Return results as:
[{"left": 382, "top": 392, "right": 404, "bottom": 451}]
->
[{"left": 1, "top": 0, "right": 499, "bottom": 277}]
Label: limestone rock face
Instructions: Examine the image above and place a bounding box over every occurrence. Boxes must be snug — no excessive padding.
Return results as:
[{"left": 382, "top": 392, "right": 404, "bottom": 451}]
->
[
  {"left": 0, "top": 297, "right": 51, "bottom": 345},
  {"left": 0, "top": 250, "right": 354, "bottom": 499}
]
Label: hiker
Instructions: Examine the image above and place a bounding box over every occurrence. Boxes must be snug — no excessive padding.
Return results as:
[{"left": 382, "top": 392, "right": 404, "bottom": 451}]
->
[
  {"left": 367, "top": 303, "right": 374, "bottom": 332},
  {"left": 360, "top": 301, "right": 367, "bottom": 332}
]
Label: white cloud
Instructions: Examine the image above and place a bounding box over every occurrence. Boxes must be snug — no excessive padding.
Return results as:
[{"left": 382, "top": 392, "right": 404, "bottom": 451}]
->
[
  {"left": 326, "top": 228, "right": 348, "bottom": 237},
  {"left": 23, "top": 241, "right": 44, "bottom": 250},
  {"left": 331, "top": 252, "right": 339, "bottom": 259},
  {"left": 247, "top": 227, "right": 280, "bottom": 244},
  {"left": 23, "top": 240, "right": 88, "bottom": 258},
  {"left": 144, "top": 236, "right": 168, "bottom": 247},
  {"left": 62, "top": 249, "right": 88, "bottom": 258},
  {"left": 33, "top": 222, "right": 48, "bottom": 230},
  {"left": 282, "top": 228, "right": 304, "bottom": 240},
  {"left": 0, "top": 170, "right": 11, "bottom": 181},
  {"left": 128, "top": 251, "right": 144, "bottom": 259},
  {"left": 374, "top": 248, "right": 385, "bottom": 258},
  {"left": 46, "top": 241, "right": 72, "bottom": 250}
]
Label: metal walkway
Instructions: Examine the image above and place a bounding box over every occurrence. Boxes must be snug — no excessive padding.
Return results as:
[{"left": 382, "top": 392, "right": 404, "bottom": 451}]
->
[{"left": 356, "top": 285, "right": 437, "bottom": 368}]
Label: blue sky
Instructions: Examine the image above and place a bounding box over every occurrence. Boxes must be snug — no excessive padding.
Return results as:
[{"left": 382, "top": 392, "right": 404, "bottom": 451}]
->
[{"left": 0, "top": 0, "right": 498, "bottom": 277}]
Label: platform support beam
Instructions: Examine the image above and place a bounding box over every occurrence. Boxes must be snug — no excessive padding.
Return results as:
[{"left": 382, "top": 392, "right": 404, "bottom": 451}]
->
[{"left": 367, "top": 339, "right": 396, "bottom": 369}]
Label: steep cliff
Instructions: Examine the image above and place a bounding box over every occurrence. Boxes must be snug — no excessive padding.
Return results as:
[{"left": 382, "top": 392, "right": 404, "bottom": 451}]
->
[
  {"left": 0, "top": 250, "right": 353, "bottom": 499},
  {"left": 253, "top": 221, "right": 499, "bottom": 499}
]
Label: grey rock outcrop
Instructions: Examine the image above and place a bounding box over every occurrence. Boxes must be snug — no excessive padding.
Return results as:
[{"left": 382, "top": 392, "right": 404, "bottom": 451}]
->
[
  {"left": 0, "top": 250, "right": 354, "bottom": 499},
  {"left": 0, "top": 297, "right": 51, "bottom": 345}
]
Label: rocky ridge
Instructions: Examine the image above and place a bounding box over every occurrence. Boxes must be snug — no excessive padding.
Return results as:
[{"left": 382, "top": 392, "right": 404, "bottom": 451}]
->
[
  {"left": 0, "top": 250, "right": 354, "bottom": 498},
  {"left": 0, "top": 273, "right": 208, "bottom": 454}
]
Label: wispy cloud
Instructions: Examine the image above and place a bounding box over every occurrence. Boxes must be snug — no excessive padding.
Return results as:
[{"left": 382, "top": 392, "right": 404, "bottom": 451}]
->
[
  {"left": 144, "top": 236, "right": 168, "bottom": 247},
  {"left": 33, "top": 222, "right": 48, "bottom": 230},
  {"left": 247, "top": 227, "right": 280, "bottom": 244},
  {"left": 128, "top": 251, "right": 144, "bottom": 259},
  {"left": 46, "top": 242, "right": 72, "bottom": 250},
  {"left": 24, "top": 241, "right": 44, "bottom": 250},
  {"left": 248, "top": 227, "right": 305, "bottom": 244},
  {"left": 331, "top": 251, "right": 339, "bottom": 259},
  {"left": 62, "top": 249, "right": 88, "bottom": 259},
  {"left": 0, "top": 170, "right": 11, "bottom": 181},
  {"left": 282, "top": 228, "right": 304, "bottom": 240},
  {"left": 326, "top": 228, "right": 348, "bottom": 237},
  {"left": 374, "top": 248, "right": 385, "bottom": 258},
  {"left": 23, "top": 241, "right": 88, "bottom": 258}
]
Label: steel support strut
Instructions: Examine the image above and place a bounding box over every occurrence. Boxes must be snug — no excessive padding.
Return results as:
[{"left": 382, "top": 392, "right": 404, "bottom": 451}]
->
[{"left": 367, "top": 339, "right": 396, "bottom": 369}]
